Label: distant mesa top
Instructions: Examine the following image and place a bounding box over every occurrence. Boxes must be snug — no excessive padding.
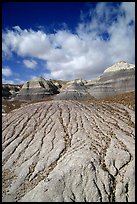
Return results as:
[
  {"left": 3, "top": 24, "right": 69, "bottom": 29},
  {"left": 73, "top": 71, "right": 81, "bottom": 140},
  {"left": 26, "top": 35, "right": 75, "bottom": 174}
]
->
[{"left": 104, "top": 61, "right": 135, "bottom": 73}]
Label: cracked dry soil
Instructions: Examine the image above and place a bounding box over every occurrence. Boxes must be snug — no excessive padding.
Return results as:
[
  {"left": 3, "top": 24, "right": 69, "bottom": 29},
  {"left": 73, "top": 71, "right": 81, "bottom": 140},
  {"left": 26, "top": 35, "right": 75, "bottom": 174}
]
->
[{"left": 2, "top": 99, "right": 135, "bottom": 202}]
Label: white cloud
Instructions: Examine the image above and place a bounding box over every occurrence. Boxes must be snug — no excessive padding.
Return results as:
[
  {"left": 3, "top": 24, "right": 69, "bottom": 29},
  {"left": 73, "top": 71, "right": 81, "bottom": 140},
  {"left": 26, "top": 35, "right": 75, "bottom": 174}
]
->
[
  {"left": 2, "top": 77, "right": 25, "bottom": 85},
  {"left": 2, "top": 28, "right": 52, "bottom": 59},
  {"left": 2, "top": 78, "right": 14, "bottom": 84},
  {"left": 121, "top": 2, "right": 135, "bottom": 23},
  {"left": 2, "top": 67, "right": 12, "bottom": 77},
  {"left": 23, "top": 59, "right": 37, "bottom": 69},
  {"left": 14, "top": 78, "right": 26, "bottom": 84},
  {"left": 30, "top": 75, "right": 39, "bottom": 80},
  {"left": 2, "top": 2, "right": 135, "bottom": 80}
]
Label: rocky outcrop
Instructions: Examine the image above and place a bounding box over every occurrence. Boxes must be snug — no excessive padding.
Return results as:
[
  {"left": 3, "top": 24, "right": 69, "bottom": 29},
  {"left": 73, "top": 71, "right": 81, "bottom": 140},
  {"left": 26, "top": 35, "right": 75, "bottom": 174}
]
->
[
  {"left": 54, "top": 61, "right": 135, "bottom": 100},
  {"left": 103, "top": 61, "right": 135, "bottom": 73},
  {"left": 2, "top": 84, "right": 22, "bottom": 98},
  {"left": 2, "top": 99, "right": 135, "bottom": 202},
  {"left": 15, "top": 77, "right": 59, "bottom": 101},
  {"left": 2, "top": 86, "right": 11, "bottom": 98},
  {"left": 3, "top": 61, "right": 135, "bottom": 101},
  {"left": 55, "top": 79, "right": 91, "bottom": 100},
  {"left": 87, "top": 61, "right": 135, "bottom": 98}
]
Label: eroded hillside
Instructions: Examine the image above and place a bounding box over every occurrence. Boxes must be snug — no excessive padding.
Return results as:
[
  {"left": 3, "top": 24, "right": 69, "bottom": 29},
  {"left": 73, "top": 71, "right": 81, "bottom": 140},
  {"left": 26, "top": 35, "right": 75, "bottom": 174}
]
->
[{"left": 2, "top": 94, "right": 135, "bottom": 202}]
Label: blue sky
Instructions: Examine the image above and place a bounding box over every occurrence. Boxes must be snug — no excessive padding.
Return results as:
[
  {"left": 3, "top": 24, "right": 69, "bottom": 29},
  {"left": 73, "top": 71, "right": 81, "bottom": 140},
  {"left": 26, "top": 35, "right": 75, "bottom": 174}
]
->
[{"left": 2, "top": 2, "right": 135, "bottom": 84}]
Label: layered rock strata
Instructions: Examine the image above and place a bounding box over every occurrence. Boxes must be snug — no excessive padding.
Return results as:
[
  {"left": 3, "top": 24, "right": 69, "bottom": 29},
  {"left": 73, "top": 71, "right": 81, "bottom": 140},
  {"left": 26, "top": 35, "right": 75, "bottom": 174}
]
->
[
  {"left": 2, "top": 84, "right": 22, "bottom": 98},
  {"left": 87, "top": 61, "right": 135, "bottom": 98},
  {"left": 15, "top": 77, "right": 59, "bottom": 101},
  {"left": 55, "top": 80, "right": 91, "bottom": 100}
]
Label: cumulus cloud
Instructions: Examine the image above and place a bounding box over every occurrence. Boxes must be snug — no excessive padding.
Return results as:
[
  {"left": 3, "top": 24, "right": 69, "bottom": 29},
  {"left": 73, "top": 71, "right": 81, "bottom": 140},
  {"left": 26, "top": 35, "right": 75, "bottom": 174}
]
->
[
  {"left": 23, "top": 59, "right": 37, "bottom": 69},
  {"left": 2, "top": 66, "right": 13, "bottom": 77},
  {"left": 2, "top": 27, "right": 52, "bottom": 59},
  {"left": 2, "top": 2, "right": 135, "bottom": 80}
]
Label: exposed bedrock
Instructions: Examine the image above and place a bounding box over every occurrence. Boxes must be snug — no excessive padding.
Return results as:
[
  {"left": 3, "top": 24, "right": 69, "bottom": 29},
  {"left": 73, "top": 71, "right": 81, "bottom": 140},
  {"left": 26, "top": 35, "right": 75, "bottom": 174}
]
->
[
  {"left": 2, "top": 100, "right": 135, "bottom": 202},
  {"left": 15, "top": 77, "right": 59, "bottom": 101},
  {"left": 55, "top": 80, "right": 92, "bottom": 100},
  {"left": 86, "top": 61, "right": 135, "bottom": 99}
]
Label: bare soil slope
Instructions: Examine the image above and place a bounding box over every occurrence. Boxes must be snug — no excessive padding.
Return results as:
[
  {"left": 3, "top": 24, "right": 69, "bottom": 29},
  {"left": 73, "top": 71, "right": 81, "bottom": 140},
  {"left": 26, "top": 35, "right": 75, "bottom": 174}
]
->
[{"left": 2, "top": 92, "right": 135, "bottom": 202}]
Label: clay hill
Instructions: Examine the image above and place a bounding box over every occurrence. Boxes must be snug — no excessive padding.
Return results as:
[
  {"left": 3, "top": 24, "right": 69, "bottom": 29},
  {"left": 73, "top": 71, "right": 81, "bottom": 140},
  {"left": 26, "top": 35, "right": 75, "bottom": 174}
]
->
[
  {"left": 2, "top": 61, "right": 135, "bottom": 202},
  {"left": 5, "top": 61, "right": 134, "bottom": 102},
  {"left": 86, "top": 60, "right": 135, "bottom": 98},
  {"left": 15, "top": 77, "right": 59, "bottom": 101},
  {"left": 55, "top": 79, "right": 91, "bottom": 100},
  {"left": 2, "top": 84, "right": 22, "bottom": 98}
]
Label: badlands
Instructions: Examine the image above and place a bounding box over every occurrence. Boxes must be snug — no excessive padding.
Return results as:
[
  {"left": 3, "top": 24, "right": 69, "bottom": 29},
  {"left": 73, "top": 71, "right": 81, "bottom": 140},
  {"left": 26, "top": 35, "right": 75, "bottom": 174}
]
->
[{"left": 2, "top": 61, "right": 135, "bottom": 202}]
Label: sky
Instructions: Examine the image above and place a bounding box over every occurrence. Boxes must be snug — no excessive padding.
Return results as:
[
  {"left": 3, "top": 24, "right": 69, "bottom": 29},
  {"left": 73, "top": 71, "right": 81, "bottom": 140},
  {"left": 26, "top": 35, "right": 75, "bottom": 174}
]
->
[{"left": 2, "top": 2, "right": 135, "bottom": 84}]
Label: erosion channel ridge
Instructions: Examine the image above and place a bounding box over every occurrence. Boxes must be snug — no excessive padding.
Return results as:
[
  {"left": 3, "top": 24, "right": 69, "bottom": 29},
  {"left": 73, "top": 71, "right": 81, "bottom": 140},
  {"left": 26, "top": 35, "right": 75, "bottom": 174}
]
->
[{"left": 2, "top": 100, "right": 135, "bottom": 202}]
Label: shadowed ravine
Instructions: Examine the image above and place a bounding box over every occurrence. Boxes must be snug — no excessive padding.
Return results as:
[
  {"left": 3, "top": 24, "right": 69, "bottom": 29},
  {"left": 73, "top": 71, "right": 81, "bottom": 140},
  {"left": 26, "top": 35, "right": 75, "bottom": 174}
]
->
[{"left": 2, "top": 100, "right": 135, "bottom": 202}]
